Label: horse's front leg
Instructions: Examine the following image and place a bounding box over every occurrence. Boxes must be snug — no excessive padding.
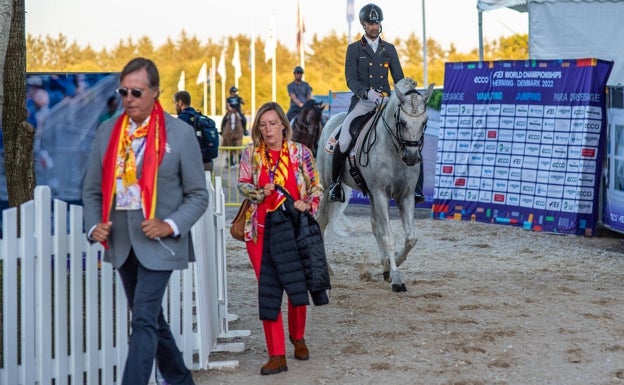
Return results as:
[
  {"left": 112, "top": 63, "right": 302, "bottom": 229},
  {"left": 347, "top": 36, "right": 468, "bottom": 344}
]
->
[
  {"left": 369, "top": 194, "right": 406, "bottom": 292},
  {"left": 395, "top": 192, "right": 418, "bottom": 267}
]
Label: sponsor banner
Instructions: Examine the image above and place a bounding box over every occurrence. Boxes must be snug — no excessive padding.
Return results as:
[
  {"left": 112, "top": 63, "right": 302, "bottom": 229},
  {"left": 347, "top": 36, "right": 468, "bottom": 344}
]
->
[{"left": 433, "top": 59, "right": 612, "bottom": 235}]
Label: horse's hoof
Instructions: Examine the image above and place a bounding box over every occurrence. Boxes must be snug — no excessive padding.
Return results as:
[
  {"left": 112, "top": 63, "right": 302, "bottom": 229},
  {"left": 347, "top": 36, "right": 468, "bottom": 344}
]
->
[
  {"left": 383, "top": 271, "right": 390, "bottom": 282},
  {"left": 392, "top": 283, "right": 407, "bottom": 293}
]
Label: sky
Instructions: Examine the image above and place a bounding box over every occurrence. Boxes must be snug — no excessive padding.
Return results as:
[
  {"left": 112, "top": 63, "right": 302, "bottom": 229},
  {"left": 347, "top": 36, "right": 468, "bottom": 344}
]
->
[{"left": 25, "top": 0, "right": 528, "bottom": 53}]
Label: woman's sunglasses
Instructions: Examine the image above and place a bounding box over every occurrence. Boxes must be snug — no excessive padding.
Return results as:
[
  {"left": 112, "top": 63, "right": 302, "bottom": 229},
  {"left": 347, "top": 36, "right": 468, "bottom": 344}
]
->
[{"left": 116, "top": 87, "right": 144, "bottom": 98}]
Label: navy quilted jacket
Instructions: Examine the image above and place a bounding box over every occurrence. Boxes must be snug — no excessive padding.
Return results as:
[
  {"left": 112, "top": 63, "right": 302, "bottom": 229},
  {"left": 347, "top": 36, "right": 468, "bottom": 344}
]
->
[{"left": 259, "top": 197, "right": 331, "bottom": 321}]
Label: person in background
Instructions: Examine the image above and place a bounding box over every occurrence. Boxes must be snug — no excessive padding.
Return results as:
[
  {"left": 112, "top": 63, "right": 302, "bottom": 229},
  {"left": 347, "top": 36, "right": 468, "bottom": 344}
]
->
[
  {"left": 286, "top": 66, "right": 312, "bottom": 121},
  {"left": 82, "top": 57, "right": 208, "bottom": 385},
  {"left": 222, "top": 86, "right": 248, "bottom": 134},
  {"left": 328, "top": 3, "right": 424, "bottom": 204},
  {"left": 174, "top": 90, "right": 217, "bottom": 172},
  {"left": 237, "top": 102, "right": 327, "bottom": 375},
  {"left": 98, "top": 95, "right": 120, "bottom": 124}
]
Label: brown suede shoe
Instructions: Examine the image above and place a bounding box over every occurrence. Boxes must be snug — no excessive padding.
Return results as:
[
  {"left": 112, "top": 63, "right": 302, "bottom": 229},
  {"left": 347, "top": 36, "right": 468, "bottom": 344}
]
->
[
  {"left": 289, "top": 336, "right": 310, "bottom": 360},
  {"left": 260, "top": 355, "right": 288, "bottom": 375}
]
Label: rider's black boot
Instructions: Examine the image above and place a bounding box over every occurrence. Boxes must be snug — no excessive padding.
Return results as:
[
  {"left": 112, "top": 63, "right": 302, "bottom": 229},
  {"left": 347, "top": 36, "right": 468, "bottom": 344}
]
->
[{"left": 329, "top": 143, "right": 348, "bottom": 202}]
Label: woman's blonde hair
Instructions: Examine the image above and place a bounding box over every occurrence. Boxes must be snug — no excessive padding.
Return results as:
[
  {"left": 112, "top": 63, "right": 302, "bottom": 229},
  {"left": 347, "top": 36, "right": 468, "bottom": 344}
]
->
[{"left": 250, "top": 102, "right": 292, "bottom": 146}]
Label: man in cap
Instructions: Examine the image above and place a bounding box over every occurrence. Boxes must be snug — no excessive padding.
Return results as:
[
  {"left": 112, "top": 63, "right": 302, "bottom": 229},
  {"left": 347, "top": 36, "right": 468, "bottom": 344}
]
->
[{"left": 286, "top": 66, "right": 313, "bottom": 121}]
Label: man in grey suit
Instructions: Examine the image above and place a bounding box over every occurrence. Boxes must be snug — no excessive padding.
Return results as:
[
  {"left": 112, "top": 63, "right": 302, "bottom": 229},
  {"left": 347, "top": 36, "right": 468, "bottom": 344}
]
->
[{"left": 82, "top": 57, "right": 208, "bottom": 385}]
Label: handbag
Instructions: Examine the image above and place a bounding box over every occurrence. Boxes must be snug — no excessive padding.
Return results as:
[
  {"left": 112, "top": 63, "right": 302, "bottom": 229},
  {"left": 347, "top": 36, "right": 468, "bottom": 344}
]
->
[{"left": 230, "top": 198, "right": 251, "bottom": 241}]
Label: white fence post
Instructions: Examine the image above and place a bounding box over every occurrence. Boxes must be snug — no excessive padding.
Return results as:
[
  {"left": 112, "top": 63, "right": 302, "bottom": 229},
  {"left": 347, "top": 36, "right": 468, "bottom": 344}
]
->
[{"left": 0, "top": 181, "right": 248, "bottom": 384}]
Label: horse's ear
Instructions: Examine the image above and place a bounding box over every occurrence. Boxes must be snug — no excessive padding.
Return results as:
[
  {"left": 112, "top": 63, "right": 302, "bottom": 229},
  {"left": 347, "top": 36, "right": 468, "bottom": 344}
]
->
[
  {"left": 395, "top": 85, "right": 406, "bottom": 104},
  {"left": 424, "top": 83, "right": 435, "bottom": 101}
]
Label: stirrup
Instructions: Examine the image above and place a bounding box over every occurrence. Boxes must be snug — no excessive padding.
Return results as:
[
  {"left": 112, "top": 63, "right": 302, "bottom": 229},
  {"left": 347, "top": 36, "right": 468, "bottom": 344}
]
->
[{"left": 329, "top": 182, "right": 345, "bottom": 203}]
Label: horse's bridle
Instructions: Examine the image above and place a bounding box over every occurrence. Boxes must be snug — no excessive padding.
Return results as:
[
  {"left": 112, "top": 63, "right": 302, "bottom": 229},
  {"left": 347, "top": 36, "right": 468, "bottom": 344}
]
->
[{"left": 382, "top": 89, "right": 427, "bottom": 155}]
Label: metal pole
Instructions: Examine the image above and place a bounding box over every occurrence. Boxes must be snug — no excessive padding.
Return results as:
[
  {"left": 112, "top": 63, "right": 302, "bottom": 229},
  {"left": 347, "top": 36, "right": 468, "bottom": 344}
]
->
[
  {"left": 422, "top": 0, "right": 428, "bottom": 86},
  {"left": 478, "top": 10, "right": 484, "bottom": 62}
]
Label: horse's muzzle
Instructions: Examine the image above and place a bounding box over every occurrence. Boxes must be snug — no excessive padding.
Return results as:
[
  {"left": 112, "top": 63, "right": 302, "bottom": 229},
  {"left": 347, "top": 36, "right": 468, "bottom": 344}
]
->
[{"left": 402, "top": 148, "right": 421, "bottom": 167}]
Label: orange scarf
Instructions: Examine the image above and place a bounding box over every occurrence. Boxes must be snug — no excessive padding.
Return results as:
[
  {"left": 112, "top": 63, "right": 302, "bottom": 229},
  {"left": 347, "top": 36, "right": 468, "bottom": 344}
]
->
[{"left": 100, "top": 100, "right": 167, "bottom": 248}]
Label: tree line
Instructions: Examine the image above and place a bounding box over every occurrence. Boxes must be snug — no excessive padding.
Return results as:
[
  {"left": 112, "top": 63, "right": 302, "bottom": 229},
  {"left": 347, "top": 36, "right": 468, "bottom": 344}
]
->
[{"left": 26, "top": 30, "right": 529, "bottom": 116}]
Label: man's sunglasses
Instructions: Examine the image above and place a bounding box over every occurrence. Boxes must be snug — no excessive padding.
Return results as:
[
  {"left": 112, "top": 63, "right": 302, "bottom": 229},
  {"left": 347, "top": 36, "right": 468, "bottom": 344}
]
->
[{"left": 116, "top": 87, "right": 144, "bottom": 98}]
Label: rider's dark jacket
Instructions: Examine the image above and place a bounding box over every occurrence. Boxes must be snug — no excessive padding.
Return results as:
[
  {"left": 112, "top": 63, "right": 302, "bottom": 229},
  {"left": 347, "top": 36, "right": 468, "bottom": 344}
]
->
[
  {"left": 345, "top": 35, "right": 404, "bottom": 111},
  {"left": 226, "top": 95, "right": 244, "bottom": 113}
]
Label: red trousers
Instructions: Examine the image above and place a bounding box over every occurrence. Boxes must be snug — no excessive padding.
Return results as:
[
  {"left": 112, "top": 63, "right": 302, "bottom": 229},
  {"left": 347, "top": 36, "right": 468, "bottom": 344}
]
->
[{"left": 246, "top": 231, "right": 306, "bottom": 356}]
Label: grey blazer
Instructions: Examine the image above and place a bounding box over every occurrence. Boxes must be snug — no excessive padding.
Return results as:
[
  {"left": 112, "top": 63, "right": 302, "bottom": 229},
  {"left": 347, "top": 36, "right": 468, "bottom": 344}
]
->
[{"left": 82, "top": 112, "right": 209, "bottom": 271}]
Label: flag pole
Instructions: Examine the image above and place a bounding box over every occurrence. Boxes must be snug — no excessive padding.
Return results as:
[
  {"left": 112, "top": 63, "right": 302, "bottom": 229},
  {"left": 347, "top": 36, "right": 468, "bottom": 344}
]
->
[
  {"left": 297, "top": 0, "right": 305, "bottom": 68},
  {"left": 422, "top": 0, "right": 428, "bottom": 87},
  {"left": 195, "top": 63, "right": 208, "bottom": 115},
  {"left": 272, "top": 52, "right": 276, "bottom": 102},
  {"left": 218, "top": 49, "right": 227, "bottom": 115},
  {"left": 222, "top": 79, "right": 226, "bottom": 115},
  {"left": 210, "top": 57, "right": 216, "bottom": 116},
  {"left": 250, "top": 30, "right": 256, "bottom": 124},
  {"left": 270, "top": 16, "right": 276, "bottom": 101},
  {"left": 232, "top": 40, "right": 242, "bottom": 89},
  {"left": 263, "top": 17, "right": 277, "bottom": 101},
  {"left": 203, "top": 77, "right": 208, "bottom": 115}
]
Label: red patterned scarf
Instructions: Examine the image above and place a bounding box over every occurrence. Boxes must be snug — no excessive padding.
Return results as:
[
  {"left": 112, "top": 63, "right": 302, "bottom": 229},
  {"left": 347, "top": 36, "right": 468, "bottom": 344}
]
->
[
  {"left": 258, "top": 140, "right": 290, "bottom": 211},
  {"left": 100, "top": 100, "right": 167, "bottom": 247}
]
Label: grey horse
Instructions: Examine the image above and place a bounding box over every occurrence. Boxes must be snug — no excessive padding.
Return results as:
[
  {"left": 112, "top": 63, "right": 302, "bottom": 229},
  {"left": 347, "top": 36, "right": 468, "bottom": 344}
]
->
[{"left": 316, "top": 78, "right": 434, "bottom": 292}]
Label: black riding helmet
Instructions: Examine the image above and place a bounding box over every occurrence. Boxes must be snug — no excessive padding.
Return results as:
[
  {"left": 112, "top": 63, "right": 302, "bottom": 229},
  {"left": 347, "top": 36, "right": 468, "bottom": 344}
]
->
[
  {"left": 294, "top": 66, "right": 304, "bottom": 74},
  {"left": 359, "top": 3, "right": 383, "bottom": 24},
  {"left": 230, "top": 86, "right": 238, "bottom": 93}
]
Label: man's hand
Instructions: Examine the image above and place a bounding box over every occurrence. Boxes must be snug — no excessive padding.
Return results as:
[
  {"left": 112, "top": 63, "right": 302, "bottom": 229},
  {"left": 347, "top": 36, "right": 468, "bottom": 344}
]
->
[
  {"left": 91, "top": 221, "right": 112, "bottom": 242},
  {"left": 367, "top": 89, "right": 382, "bottom": 103},
  {"left": 141, "top": 218, "right": 173, "bottom": 239}
]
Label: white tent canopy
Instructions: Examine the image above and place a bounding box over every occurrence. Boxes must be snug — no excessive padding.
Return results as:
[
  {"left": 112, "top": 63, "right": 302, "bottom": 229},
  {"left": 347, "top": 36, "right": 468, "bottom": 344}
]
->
[
  {"left": 477, "top": 0, "right": 528, "bottom": 11},
  {"left": 477, "top": 0, "right": 623, "bottom": 85}
]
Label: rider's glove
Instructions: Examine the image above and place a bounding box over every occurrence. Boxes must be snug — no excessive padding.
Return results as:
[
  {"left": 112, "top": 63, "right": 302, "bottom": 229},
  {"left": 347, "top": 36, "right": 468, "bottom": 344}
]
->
[{"left": 366, "top": 89, "right": 382, "bottom": 103}]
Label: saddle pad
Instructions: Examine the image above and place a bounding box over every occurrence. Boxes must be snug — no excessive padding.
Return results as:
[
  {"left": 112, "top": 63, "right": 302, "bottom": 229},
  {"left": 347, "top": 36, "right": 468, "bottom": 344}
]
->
[{"left": 323, "top": 118, "right": 374, "bottom": 158}]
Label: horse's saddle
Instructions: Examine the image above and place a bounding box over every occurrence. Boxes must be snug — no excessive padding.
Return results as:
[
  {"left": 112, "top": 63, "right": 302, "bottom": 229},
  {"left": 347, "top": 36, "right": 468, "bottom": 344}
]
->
[
  {"left": 323, "top": 103, "right": 387, "bottom": 196},
  {"left": 324, "top": 102, "right": 386, "bottom": 156}
]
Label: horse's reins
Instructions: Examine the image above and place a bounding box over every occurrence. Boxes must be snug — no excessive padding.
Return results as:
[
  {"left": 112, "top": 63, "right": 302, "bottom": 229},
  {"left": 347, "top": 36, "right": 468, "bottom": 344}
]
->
[
  {"left": 359, "top": 89, "right": 427, "bottom": 167},
  {"left": 391, "top": 88, "right": 427, "bottom": 150}
]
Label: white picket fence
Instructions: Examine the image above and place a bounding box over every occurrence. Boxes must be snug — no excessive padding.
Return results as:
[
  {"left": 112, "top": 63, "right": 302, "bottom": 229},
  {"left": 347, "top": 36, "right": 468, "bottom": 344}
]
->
[{"left": 0, "top": 175, "right": 249, "bottom": 385}]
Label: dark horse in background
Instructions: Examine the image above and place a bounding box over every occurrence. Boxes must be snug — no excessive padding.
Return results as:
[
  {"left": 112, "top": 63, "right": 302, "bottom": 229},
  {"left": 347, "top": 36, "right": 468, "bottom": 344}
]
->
[
  {"left": 316, "top": 78, "right": 434, "bottom": 292},
  {"left": 291, "top": 99, "right": 326, "bottom": 157}
]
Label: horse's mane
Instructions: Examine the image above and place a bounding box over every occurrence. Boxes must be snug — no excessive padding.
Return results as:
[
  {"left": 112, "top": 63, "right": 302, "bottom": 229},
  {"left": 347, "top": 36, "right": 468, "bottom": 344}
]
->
[
  {"left": 301, "top": 98, "right": 317, "bottom": 110},
  {"left": 393, "top": 77, "right": 427, "bottom": 116}
]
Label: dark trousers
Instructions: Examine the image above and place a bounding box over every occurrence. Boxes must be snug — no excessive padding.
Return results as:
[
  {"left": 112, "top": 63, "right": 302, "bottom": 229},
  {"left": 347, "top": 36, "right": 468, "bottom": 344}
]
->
[{"left": 117, "top": 251, "right": 195, "bottom": 385}]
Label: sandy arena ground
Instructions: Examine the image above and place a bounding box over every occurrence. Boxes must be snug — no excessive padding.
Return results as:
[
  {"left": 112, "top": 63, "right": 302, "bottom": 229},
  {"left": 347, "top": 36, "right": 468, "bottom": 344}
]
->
[{"left": 193, "top": 205, "right": 624, "bottom": 385}]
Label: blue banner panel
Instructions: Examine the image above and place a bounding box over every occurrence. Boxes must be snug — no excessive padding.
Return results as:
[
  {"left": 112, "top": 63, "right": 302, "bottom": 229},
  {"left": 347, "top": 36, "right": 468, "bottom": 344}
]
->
[
  {"left": 0, "top": 73, "right": 120, "bottom": 203},
  {"left": 433, "top": 59, "right": 612, "bottom": 235}
]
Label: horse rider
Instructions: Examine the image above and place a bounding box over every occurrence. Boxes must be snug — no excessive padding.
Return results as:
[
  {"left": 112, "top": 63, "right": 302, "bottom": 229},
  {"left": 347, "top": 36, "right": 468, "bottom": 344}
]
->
[
  {"left": 286, "top": 66, "right": 313, "bottom": 121},
  {"left": 222, "top": 86, "right": 248, "bottom": 135},
  {"left": 328, "top": 3, "right": 425, "bottom": 204}
]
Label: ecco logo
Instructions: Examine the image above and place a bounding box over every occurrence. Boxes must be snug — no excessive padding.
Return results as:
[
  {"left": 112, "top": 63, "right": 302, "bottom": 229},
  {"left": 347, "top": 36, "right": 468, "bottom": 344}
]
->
[
  {"left": 585, "top": 122, "right": 600, "bottom": 130},
  {"left": 474, "top": 76, "right": 489, "bottom": 84}
]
